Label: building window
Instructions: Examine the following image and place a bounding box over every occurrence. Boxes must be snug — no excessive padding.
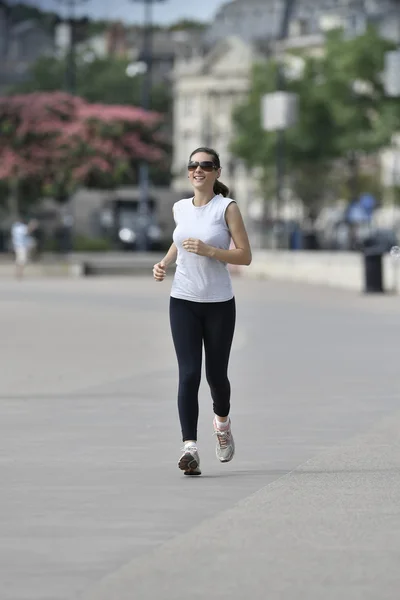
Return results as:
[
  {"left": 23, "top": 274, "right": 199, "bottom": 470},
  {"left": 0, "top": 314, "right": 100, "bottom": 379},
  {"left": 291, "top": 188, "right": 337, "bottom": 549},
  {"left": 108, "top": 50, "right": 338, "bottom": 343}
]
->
[
  {"left": 348, "top": 13, "right": 363, "bottom": 33},
  {"left": 290, "top": 18, "right": 310, "bottom": 37},
  {"left": 365, "top": 0, "right": 381, "bottom": 13}
]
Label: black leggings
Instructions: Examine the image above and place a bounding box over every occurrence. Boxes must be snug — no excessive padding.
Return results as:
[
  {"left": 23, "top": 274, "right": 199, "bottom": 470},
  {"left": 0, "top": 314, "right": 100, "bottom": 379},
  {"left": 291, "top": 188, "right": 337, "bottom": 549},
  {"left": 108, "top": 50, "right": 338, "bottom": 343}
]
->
[{"left": 169, "top": 296, "right": 236, "bottom": 442}]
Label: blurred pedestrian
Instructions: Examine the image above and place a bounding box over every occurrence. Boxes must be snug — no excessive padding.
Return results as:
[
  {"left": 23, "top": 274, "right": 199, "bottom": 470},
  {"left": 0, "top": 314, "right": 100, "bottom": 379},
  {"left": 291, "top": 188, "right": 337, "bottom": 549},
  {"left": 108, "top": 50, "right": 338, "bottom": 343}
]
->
[
  {"left": 11, "top": 217, "right": 37, "bottom": 279},
  {"left": 153, "top": 147, "right": 252, "bottom": 475}
]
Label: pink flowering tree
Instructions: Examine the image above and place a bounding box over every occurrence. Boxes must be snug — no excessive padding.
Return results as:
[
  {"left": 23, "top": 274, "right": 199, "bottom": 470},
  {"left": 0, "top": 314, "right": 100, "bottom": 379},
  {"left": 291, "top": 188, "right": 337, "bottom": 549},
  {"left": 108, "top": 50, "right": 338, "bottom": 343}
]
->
[{"left": 0, "top": 92, "right": 168, "bottom": 212}]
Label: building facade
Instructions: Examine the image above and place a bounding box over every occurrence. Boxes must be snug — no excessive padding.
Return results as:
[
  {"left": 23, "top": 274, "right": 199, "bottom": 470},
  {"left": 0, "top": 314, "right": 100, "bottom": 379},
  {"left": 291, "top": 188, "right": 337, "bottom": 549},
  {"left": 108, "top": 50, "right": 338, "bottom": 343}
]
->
[
  {"left": 172, "top": 0, "right": 400, "bottom": 201},
  {"left": 205, "top": 0, "right": 400, "bottom": 47},
  {"left": 171, "top": 36, "right": 263, "bottom": 198}
]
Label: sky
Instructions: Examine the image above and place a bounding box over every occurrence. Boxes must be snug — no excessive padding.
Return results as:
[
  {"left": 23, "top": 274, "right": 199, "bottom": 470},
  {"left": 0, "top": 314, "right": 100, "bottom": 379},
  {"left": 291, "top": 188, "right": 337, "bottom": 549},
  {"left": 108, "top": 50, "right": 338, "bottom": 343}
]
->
[{"left": 27, "top": 0, "right": 226, "bottom": 25}]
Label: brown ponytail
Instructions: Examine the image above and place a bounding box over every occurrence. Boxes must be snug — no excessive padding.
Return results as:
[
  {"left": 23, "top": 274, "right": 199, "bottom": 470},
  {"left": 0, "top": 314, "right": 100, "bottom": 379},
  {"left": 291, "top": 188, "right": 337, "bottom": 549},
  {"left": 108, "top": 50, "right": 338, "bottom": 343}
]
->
[
  {"left": 213, "top": 179, "right": 230, "bottom": 197},
  {"left": 189, "top": 146, "right": 230, "bottom": 198}
]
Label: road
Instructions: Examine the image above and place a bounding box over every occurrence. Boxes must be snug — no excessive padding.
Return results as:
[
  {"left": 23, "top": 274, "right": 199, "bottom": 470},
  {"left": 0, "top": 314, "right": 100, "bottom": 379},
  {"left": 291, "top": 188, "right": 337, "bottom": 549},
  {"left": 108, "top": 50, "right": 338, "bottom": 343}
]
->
[{"left": 1, "top": 276, "right": 400, "bottom": 600}]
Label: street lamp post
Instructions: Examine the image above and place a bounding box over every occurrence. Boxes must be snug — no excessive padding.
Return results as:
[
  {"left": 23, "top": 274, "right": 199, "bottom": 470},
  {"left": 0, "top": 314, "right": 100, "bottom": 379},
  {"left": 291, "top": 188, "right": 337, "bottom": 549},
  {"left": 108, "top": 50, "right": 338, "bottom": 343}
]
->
[
  {"left": 275, "top": 0, "right": 297, "bottom": 225},
  {"left": 131, "top": 0, "right": 166, "bottom": 251},
  {"left": 261, "top": 0, "right": 297, "bottom": 247}
]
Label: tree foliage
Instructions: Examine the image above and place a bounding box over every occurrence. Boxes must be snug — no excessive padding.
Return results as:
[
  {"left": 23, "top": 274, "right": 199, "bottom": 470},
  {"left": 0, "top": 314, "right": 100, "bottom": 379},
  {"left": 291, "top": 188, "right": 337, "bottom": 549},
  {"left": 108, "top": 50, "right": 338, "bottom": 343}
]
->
[
  {"left": 0, "top": 0, "right": 58, "bottom": 34},
  {"left": 167, "top": 19, "right": 207, "bottom": 31},
  {"left": 7, "top": 54, "right": 171, "bottom": 115},
  {"left": 0, "top": 92, "right": 168, "bottom": 204},
  {"left": 231, "top": 26, "right": 398, "bottom": 208}
]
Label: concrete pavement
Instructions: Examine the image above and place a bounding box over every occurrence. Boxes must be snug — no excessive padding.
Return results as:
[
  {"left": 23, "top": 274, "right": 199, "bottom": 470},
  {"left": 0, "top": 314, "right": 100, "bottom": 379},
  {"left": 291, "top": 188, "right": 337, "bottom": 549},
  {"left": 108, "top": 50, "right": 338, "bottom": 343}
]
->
[
  {"left": 0, "top": 252, "right": 160, "bottom": 278},
  {"left": 1, "top": 276, "right": 400, "bottom": 600}
]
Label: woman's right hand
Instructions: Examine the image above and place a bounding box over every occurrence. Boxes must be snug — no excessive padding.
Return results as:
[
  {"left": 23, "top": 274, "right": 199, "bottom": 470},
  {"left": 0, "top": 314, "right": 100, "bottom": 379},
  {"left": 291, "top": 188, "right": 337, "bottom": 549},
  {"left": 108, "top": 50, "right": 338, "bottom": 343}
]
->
[{"left": 153, "top": 260, "right": 167, "bottom": 282}]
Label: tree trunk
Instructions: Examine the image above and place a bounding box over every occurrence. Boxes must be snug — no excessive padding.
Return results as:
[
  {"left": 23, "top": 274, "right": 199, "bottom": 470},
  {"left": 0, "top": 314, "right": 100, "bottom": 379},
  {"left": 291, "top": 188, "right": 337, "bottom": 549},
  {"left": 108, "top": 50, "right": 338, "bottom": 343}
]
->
[{"left": 8, "top": 177, "right": 19, "bottom": 220}]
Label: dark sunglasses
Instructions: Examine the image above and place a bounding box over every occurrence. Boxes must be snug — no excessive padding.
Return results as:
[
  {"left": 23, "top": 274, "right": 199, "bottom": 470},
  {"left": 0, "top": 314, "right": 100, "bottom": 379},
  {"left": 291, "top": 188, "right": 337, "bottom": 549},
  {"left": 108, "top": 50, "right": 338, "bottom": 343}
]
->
[{"left": 187, "top": 161, "right": 217, "bottom": 172}]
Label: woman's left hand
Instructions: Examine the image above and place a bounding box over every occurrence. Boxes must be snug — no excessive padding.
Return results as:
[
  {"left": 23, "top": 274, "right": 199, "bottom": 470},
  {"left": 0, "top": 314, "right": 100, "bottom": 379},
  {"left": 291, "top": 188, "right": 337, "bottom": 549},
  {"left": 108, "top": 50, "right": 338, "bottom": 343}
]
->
[{"left": 182, "top": 238, "right": 211, "bottom": 257}]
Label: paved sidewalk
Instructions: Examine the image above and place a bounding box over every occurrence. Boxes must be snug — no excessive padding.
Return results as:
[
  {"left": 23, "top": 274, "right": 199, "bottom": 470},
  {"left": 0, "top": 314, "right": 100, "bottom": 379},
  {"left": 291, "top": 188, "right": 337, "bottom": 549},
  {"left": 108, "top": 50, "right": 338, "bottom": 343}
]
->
[
  {"left": 1, "top": 277, "right": 400, "bottom": 600},
  {"left": 83, "top": 411, "right": 400, "bottom": 600}
]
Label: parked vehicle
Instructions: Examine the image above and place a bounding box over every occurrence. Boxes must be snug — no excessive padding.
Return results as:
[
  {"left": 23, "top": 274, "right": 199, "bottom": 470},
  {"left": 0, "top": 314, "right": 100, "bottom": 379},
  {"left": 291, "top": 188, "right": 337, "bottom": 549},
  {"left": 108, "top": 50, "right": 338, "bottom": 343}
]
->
[{"left": 98, "top": 197, "right": 166, "bottom": 251}]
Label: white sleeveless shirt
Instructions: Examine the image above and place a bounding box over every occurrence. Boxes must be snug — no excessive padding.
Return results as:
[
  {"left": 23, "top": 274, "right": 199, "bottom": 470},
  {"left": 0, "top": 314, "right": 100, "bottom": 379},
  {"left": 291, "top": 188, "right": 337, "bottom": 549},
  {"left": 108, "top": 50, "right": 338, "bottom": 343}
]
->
[{"left": 171, "top": 194, "right": 236, "bottom": 303}]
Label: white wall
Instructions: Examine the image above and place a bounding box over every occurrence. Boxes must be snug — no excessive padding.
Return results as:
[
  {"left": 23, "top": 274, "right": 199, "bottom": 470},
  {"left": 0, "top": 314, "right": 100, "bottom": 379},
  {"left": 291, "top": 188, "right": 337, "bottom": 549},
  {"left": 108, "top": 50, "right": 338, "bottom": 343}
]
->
[{"left": 235, "top": 250, "right": 400, "bottom": 294}]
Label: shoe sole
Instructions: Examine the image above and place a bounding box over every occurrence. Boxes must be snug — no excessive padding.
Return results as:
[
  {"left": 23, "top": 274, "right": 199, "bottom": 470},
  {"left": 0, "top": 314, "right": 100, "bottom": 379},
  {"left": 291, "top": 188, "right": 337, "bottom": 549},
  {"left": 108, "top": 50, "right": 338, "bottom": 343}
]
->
[
  {"left": 218, "top": 453, "right": 234, "bottom": 463},
  {"left": 179, "top": 452, "right": 201, "bottom": 476}
]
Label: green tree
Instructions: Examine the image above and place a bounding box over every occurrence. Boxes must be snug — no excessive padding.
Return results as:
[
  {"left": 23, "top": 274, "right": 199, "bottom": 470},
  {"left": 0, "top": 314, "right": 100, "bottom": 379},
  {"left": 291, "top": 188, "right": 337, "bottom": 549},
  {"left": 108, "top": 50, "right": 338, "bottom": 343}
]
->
[
  {"left": 320, "top": 27, "right": 396, "bottom": 194},
  {"left": 7, "top": 54, "right": 171, "bottom": 115},
  {"left": 7, "top": 54, "right": 172, "bottom": 186},
  {"left": 232, "top": 26, "right": 397, "bottom": 211},
  {"left": 1, "top": 1, "right": 58, "bottom": 34},
  {"left": 0, "top": 92, "right": 168, "bottom": 214},
  {"left": 167, "top": 19, "right": 207, "bottom": 31}
]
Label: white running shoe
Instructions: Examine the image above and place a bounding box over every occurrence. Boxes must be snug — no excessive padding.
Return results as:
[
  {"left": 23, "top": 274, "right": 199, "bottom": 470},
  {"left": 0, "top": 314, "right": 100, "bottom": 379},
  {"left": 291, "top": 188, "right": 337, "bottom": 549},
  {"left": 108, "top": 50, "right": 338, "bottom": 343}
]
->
[
  {"left": 178, "top": 445, "right": 201, "bottom": 476},
  {"left": 213, "top": 418, "right": 235, "bottom": 463}
]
